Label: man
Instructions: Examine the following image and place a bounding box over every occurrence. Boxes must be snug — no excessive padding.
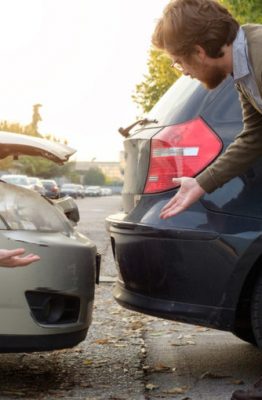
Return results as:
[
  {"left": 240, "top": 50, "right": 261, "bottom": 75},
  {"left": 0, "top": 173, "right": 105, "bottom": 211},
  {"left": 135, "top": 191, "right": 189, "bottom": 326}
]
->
[
  {"left": 152, "top": 1, "right": 262, "bottom": 399},
  {"left": 0, "top": 248, "right": 40, "bottom": 267},
  {"left": 152, "top": 0, "right": 262, "bottom": 221}
]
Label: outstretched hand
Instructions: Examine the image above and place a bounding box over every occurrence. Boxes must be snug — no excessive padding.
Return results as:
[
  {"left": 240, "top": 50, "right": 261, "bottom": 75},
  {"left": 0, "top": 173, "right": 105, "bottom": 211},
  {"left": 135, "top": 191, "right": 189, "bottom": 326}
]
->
[
  {"left": 160, "top": 177, "right": 205, "bottom": 219},
  {"left": 0, "top": 248, "right": 40, "bottom": 268}
]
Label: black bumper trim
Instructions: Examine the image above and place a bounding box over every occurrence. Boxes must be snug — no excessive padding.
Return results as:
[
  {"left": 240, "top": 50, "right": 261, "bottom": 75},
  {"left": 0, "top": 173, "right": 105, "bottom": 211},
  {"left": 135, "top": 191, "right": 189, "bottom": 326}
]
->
[
  {"left": 0, "top": 329, "right": 88, "bottom": 353},
  {"left": 113, "top": 283, "right": 234, "bottom": 331}
]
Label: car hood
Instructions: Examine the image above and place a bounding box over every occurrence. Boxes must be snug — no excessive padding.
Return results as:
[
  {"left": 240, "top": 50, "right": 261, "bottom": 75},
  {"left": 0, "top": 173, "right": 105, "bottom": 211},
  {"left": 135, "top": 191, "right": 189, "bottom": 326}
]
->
[{"left": 0, "top": 131, "right": 76, "bottom": 163}]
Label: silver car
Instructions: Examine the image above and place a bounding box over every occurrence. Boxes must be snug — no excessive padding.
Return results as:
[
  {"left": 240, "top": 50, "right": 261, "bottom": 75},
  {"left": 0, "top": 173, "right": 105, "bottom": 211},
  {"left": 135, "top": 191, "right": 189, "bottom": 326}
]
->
[{"left": 0, "top": 131, "right": 100, "bottom": 352}]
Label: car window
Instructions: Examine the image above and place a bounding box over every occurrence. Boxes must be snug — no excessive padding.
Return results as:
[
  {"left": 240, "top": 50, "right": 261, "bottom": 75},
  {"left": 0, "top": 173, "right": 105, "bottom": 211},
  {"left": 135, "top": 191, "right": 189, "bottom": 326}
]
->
[
  {"left": 0, "top": 184, "right": 72, "bottom": 233},
  {"left": 2, "top": 176, "right": 29, "bottom": 185},
  {"left": 146, "top": 75, "right": 242, "bottom": 127}
]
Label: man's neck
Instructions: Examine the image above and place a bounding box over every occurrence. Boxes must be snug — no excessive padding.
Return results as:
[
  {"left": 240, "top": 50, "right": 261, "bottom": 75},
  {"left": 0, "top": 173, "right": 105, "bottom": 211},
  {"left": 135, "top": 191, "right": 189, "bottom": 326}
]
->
[{"left": 222, "top": 44, "right": 233, "bottom": 75}]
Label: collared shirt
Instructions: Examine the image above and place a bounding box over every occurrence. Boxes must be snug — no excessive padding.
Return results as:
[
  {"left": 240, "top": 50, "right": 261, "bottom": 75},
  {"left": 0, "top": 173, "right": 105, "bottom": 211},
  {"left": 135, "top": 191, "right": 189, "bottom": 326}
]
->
[{"left": 232, "top": 27, "right": 262, "bottom": 111}]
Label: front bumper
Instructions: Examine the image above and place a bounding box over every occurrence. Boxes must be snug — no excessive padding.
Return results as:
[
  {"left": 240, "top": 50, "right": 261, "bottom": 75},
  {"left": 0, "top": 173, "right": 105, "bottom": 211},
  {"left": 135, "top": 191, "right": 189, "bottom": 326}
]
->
[{"left": 0, "top": 230, "right": 98, "bottom": 351}]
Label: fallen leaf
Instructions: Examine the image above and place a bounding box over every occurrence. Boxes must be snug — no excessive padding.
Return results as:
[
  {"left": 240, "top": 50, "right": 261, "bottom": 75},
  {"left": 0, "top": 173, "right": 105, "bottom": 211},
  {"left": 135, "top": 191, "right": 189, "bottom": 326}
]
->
[
  {"left": 200, "top": 371, "right": 231, "bottom": 379},
  {"left": 130, "top": 321, "right": 144, "bottom": 330},
  {"left": 195, "top": 326, "right": 209, "bottom": 332},
  {"left": 230, "top": 379, "right": 244, "bottom": 385},
  {"left": 152, "top": 363, "right": 171, "bottom": 373},
  {"left": 83, "top": 359, "right": 93, "bottom": 366},
  {"left": 146, "top": 383, "right": 159, "bottom": 391},
  {"left": 80, "top": 383, "right": 92, "bottom": 388},
  {"left": 94, "top": 338, "right": 112, "bottom": 345},
  {"left": 171, "top": 341, "right": 195, "bottom": 346},
  {"left": 163, "top": 386, "right": 188, "bottom": 394},
  {"left": 149, "top": 332, "right": 166, "bottom": 337}
]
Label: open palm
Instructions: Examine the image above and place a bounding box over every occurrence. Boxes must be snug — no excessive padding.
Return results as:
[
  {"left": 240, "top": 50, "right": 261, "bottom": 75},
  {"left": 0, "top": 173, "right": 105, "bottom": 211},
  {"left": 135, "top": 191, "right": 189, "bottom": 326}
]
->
[{"left": 160, "top": 177, "right": 205, "bottom": 219}]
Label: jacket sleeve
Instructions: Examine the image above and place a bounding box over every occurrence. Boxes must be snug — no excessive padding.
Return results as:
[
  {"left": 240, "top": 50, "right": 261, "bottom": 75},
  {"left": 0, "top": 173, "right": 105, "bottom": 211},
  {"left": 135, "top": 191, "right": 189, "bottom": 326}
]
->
[{"left": 196, "top": 90, "right": 262, "bottom": 193}]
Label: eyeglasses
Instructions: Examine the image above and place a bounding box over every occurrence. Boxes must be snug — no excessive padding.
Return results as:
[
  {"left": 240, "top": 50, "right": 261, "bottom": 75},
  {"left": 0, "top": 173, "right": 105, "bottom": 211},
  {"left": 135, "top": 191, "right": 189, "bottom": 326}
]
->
[{"left": 170, "top": 60, "right": 184, "bottom": 72}]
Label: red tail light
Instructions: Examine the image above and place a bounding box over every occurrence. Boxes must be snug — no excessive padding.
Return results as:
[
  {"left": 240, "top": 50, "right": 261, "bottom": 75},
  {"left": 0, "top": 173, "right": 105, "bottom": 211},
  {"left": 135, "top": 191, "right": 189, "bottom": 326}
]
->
[{"left": 144, "top": 117, "right": 222, "bottom": 194}]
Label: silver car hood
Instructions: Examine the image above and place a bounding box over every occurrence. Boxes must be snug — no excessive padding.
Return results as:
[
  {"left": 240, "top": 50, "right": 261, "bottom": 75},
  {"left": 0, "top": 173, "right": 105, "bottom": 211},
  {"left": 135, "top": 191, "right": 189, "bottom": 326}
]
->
[{"left": 0, "top": 131, "right": 76, "bottom": 163}]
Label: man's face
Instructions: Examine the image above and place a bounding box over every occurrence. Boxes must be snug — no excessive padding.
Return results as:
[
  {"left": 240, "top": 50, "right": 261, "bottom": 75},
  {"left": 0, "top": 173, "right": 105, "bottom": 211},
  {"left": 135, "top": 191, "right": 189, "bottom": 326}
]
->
[{"left": 171, "top": 53, "right": 227, "bottom": 89}]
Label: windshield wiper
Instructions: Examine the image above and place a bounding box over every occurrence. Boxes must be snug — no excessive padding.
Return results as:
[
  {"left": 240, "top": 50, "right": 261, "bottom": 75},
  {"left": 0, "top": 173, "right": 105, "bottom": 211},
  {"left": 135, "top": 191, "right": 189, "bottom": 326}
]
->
[{"left": 118, "top": 118, "right": 158, "bottom": 138}]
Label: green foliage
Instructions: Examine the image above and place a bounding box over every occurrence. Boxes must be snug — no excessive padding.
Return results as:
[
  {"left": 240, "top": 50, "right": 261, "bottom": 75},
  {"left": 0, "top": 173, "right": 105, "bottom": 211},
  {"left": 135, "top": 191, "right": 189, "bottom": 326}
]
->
[
  {"left": 221, "top": 0, "right": 262, "bottom": 24},
  {"left": 83, "top": 167, "right": 106, "bottom": 186},
  {"left": 18, "top": 156, "right": 74, "bottom": 179},
  {"left": 132, "top": 49, "right": 180, "bottom": 114},
  {"left": 0, "top": 104, "right": 72, "bottom": 176}
]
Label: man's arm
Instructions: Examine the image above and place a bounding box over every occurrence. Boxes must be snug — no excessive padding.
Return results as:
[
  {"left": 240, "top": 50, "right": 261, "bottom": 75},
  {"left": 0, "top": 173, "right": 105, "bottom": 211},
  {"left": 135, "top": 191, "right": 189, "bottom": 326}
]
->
[
  {"left": 197, "top": 92, "right": 262, "bottom": 192},
  {"left": 160, "top": 91, "right": 262, "bottom": 218}
]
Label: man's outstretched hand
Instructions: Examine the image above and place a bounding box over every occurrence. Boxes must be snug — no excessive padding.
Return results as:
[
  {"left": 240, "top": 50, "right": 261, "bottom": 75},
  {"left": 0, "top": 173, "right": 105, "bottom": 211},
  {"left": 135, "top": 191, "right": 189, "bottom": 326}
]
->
[
  {"left": 0, "top": 248, "right": 40, "bottom": 268},
  {"left": 160, "top": 177, "right": 205, "bottom": 219}
]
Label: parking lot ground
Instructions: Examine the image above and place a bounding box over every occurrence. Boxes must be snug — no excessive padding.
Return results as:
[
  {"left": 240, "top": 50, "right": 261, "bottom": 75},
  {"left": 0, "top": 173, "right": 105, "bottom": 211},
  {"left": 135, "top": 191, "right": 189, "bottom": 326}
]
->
[{"left": 143, "top": 317, "right": 262, "bottom": 400}]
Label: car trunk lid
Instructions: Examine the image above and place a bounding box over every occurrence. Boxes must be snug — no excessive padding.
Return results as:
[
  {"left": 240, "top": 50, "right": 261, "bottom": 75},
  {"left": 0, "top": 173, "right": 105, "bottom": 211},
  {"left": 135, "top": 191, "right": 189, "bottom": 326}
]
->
[{"left": 0, "top": 131, "right": 75, "bottom": 163}]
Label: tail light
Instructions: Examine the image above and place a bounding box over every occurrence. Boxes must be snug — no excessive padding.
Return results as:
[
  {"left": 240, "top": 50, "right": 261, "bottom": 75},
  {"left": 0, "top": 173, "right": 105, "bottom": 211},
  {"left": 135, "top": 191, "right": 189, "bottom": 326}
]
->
[{"left": 144, "top": 117, "right": 222, "bottom": 194}]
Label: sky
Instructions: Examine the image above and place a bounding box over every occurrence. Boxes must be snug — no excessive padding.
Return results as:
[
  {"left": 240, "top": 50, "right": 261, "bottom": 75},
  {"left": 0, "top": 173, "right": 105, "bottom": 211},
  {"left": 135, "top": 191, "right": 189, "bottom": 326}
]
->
[{"left": 0, "top": 0, "right": 168, "bottom": 162}]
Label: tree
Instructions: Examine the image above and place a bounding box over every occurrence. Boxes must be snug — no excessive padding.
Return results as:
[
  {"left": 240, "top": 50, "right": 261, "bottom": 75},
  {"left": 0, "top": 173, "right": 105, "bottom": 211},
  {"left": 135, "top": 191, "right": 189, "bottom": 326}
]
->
[
  {"left": 221, "top": 0, "right": 262, "bottom": 24},
  {"left": 83, "top": 167, "right": 105, "bottom": 186},
  {"left": 132, "top": 49, "right": 179, "bottom": 114},
  {"left": 18, "top": 156, "right": 74, "bottom": 179},
  {"left": 23, "top": 104, "right": 43, "bottom": 137},
  {"left": 132, "top": 0, "right": 262, "bottom": 114}
]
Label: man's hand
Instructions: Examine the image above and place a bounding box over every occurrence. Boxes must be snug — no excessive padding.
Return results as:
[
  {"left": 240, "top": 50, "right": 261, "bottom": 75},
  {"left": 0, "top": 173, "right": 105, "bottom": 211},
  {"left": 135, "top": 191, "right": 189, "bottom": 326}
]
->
[
  {"left": 160, "top": 177, "right": 205, "bottom": 219},
  {"left": 0, "top": 248, "right": 40, "bottom": 268}
]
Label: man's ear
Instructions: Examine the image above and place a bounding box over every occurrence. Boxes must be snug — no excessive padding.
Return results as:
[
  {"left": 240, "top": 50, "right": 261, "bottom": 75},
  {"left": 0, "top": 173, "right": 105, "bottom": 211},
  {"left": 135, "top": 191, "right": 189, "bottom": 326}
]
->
[{"left": 194, "top": 45, "right": 207, "bottom": 62}]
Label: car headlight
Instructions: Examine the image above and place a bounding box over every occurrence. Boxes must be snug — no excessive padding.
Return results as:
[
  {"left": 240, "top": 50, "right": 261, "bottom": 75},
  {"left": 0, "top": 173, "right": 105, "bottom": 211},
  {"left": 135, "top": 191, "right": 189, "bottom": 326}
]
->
[{"left": 0, "top": 183, "right": 72, "bottom": 234}]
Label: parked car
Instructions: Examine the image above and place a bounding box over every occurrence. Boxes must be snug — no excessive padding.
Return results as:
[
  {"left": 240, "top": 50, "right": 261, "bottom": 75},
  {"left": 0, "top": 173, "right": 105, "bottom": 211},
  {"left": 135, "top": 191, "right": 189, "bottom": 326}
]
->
[
  {"left": 41, "top": 179, "right": 60, "bottom": 199},
  {"left": 75, "top": 184, "right": 85, "bottom": 198},
  {"left": 0, "top": 131, "right": 100, "bottom": 352},
  {"left": 1, "top": 174, "right": 33, "bottom": 190},
  {"left": 85, "top": 185, "right": 101, "bottom": 197},
  {"left": 60, "top": 183, "right": 80, "bottom": 199},
  {"left": 106, "top": 74, "right": 262, "bottom": 347},
  {"left": 27, "top": 176, "right": 46, "bottom": 196},
  {"left": 101, "top": 187, "right": 112, "bottom": 196}
]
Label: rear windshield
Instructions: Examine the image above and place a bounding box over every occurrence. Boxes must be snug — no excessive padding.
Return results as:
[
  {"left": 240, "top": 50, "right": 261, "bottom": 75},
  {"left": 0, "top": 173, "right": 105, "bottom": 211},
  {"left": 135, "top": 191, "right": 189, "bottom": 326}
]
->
[{"left": 146, "top": 75, "right": 242, "bottom": 126}]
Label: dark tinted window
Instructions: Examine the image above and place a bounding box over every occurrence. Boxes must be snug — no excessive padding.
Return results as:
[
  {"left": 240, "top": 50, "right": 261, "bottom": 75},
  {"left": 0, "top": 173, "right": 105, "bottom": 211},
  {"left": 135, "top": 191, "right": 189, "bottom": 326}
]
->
[{"left": 147, "top": 75, "right": 242, "bottom": 126}]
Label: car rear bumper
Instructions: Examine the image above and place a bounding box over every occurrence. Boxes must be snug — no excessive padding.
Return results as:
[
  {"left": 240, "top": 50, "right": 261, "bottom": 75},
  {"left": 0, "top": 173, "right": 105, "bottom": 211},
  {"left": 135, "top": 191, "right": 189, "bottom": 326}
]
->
[
  {"left": 113, "top": 282, "right": 234, "bottom": 331},
  {"left": 106, "top": 210, "right": 258, "bottom": 331}
]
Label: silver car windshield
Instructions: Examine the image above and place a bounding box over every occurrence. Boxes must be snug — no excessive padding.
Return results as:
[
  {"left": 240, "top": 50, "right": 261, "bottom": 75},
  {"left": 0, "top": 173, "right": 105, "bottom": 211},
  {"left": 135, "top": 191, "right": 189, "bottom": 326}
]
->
[{"left": 0, "top": 184, "right": 72, "bottom": 233}]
